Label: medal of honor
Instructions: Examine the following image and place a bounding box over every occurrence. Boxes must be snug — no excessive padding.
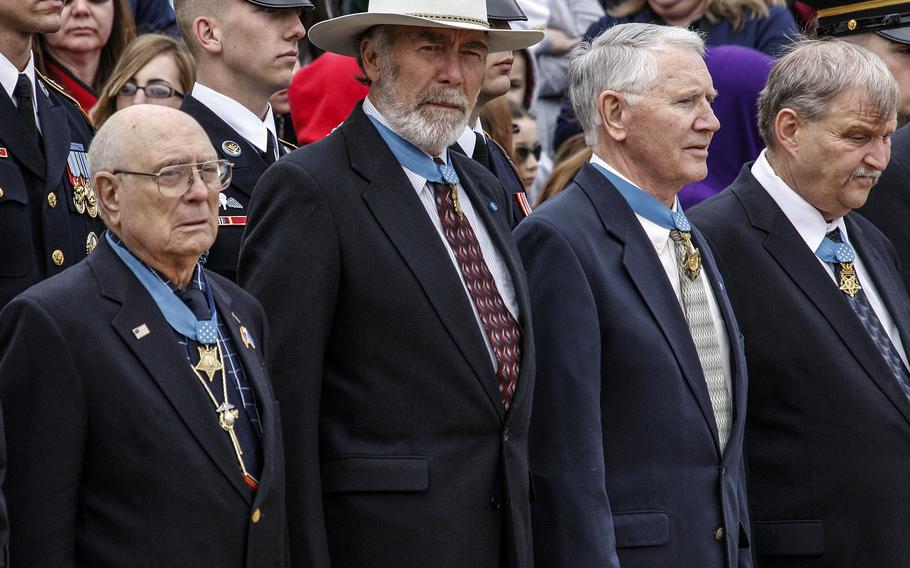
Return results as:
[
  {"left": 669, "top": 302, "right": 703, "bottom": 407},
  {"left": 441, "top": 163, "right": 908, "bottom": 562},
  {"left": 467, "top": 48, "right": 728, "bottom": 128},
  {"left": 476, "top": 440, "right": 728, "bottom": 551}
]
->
[
  {"left": 839, "top": 262, "right": 862, "bottom": 297},
  {"left": 675, "top": 230, "right": 702, "bottom": 280},
  {"left": 194, "top": 344, "right": 224, "bottom": 382}
]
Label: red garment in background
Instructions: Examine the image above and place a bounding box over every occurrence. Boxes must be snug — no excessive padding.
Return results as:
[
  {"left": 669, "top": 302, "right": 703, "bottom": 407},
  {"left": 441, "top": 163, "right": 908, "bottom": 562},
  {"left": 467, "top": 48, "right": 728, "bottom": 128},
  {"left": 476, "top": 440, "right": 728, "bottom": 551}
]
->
[
  {"left": 289, "top": 53, "right": 368, "bottom": 145},
  {"left": 44, "top": 60, "right": 97, "bottom": 112}
]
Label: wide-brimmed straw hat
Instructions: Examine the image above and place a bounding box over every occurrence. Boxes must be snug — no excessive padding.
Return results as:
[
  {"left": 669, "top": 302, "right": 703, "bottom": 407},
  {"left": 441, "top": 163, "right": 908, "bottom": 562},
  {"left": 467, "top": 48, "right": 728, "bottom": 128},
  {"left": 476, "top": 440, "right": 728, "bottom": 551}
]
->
[{"left": 307, "top": 0, "right": 544, "bottom": 57}]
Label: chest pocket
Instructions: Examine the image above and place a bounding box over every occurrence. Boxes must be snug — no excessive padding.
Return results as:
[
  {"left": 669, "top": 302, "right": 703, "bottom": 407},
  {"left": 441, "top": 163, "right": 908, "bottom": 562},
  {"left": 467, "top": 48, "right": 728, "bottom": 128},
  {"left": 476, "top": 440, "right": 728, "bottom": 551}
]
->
[{"left": 0, "top": 162, "right": 32, "bottom": 277}]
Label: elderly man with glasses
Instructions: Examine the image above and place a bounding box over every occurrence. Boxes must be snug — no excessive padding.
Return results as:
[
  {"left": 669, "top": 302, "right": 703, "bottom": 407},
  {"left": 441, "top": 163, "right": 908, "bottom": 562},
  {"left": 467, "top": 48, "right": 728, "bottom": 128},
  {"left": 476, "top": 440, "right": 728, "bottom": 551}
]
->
[{"left": 0, "top": 104, "right": 288, "bottom": 568}]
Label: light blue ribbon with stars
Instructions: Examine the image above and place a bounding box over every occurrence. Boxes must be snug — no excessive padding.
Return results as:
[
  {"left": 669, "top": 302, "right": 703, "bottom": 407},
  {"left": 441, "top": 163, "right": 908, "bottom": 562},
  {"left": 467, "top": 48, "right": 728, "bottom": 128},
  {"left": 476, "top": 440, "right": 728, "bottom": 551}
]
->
[
  {"left": 816, "top": 235, "right": 856, "bottom": 263},
  {"left": 590, "top": 162, "right": 692, "bottom": 232},
  {"left": 106, "top": 231, "right": 220, "bottom": 344},
  {"left": 368, "top": 115, "right": 461, "bottom": 185}
]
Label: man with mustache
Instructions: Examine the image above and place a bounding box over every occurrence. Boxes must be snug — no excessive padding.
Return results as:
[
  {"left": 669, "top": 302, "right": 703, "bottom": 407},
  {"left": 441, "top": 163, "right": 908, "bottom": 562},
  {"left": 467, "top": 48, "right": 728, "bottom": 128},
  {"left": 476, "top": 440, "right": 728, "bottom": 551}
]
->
[
  {"left": 173, "top": 0, "right": 311, "bottom": 282},
  {"left": 237, "top": 0, "right": 542, "bottom": 566},
  {"left": 515, "top": 23, "right": 751, "bottom": 567},
  {"left": 688, "top": 40, "right": 910, "bottom": 567}
]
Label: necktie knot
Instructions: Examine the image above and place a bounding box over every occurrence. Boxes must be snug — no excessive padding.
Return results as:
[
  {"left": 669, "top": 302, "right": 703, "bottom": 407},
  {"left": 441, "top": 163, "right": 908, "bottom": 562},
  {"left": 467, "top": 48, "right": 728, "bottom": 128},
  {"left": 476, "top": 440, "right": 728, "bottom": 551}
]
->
[
  {"left": 817, "top": 229, "right": 856, "bottom": 264},
  {"left": 179, "top": 286, "right": 211, "bottom": 321},
  {"left": 14, "top": 74, "right": 32, "bottom": 100}
]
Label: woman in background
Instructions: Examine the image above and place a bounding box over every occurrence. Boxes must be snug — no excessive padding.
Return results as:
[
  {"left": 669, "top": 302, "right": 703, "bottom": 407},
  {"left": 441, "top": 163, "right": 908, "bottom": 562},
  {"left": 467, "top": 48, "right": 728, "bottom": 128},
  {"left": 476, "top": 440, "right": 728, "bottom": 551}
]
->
[
  {"left": 36, "top": 0, "right": 136, "bottom": 110},
  {"left": 92, "top": 34, "right": 195, "bottom": 127}
]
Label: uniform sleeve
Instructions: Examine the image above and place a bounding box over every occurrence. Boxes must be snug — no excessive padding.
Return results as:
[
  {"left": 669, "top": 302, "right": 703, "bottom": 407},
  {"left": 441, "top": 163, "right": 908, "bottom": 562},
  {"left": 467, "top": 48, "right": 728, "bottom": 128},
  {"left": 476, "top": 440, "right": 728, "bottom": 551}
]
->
[
  {"left": 513, "top": 217, "right": 621, "bottom": 568},
  {"left": 238, "top": 159, "right": 339, "bottom": 568},
  {"left": 0, "top": 296, "right": 86, "bottom": 567}
]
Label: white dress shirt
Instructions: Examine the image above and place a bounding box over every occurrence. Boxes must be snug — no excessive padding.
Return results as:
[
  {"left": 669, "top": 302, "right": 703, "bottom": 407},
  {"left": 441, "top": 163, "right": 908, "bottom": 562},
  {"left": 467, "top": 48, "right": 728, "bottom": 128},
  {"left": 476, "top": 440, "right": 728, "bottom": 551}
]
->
[
  {"left": 364, "top": 96, "right": 519, "bottom": 370},
  {"left": 190, "top": 82, "right": 278, "bottom": 160},
  {"left": 591, "top": 154, "right": 733, "bottom": 395},
  {"left": 456, "top": 118, "right": 485, "bottom": 159},
  {"left": 752, "top": 150, "right": 909, "bottom": 368},
  {"left": 0, "top": 52, "right": 40, "bottom": 133}
]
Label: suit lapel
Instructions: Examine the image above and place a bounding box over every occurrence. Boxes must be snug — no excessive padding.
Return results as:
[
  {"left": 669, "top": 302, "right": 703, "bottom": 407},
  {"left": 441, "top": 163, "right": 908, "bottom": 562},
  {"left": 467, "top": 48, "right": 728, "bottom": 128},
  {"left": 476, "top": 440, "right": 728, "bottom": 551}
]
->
[
  {"left": 347, "top": 106, "right": 505, "bottom": 418},
  {"left": 453, "top": 152, "right": 534, "bottom": 417},
  {"left": 93, "top": 242, "right": 254, "bottom": 503},
  {"left": 575, "top": 164, "right": 720, "bottom": 442},
  {"left": 207, "top": 278, "right": 279, "bottom": 501},
  {"left": 37, "top": 80, "right": 70, "bottom": 187},
  {"left": 0, "top": 83, "right": 45, "bottom": 178},
  {"left": 733, "top": 172, "right": 910, "bottom": 425}
]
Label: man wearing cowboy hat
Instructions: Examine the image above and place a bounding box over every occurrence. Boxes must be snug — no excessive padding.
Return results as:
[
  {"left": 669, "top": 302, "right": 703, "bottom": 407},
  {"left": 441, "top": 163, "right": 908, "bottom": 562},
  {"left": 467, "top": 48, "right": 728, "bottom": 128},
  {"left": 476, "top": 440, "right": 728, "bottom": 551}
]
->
[
  {"left": 237, "top": 0, "right": 542, "bottom": 566},
  {"left": 173, "top": 0, "right": 311, "bottom": 282}
]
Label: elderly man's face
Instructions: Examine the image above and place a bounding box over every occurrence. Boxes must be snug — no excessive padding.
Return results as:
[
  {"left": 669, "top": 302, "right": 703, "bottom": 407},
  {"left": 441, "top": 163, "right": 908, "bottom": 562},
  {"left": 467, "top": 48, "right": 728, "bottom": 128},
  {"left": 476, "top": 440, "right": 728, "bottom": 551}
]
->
[
  {"left": 368, "top": 26, "right": 488, "bottom": 153},
  {"left": 115, "top": 118, "right": 221, "bottom": 270},
  {"left": 622, "top": 46, "right": 719, "bottom": 194},
  {"left": 787, "top": 88, "right": 895, "bottom": 220}
]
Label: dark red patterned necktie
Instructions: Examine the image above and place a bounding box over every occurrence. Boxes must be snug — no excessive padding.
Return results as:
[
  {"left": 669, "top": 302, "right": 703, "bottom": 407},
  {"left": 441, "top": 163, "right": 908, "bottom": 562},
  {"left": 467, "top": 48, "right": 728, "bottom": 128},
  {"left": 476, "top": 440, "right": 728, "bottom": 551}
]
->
[{"left": 430, "top": 179, "right": 522, "bottom": 410}]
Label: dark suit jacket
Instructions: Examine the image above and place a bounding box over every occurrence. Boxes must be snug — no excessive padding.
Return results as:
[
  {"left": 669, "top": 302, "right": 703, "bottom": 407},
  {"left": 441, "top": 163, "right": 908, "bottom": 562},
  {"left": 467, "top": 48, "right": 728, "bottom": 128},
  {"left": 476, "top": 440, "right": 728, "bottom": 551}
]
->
[
  {"left": 514, "top": 162, "right": 751, "bottom": 568},
  {"left": 859, "top": 123, "right": 910, "bottom": 292},
  {"left": 180, "top": 94, "right": 293, "bottom": 282},
  {"left": 452, "top": 133, "right": 531, "bottom": 228},
  {"left": 238, "top": 103, "right": 536, "bottom": 568},
  {"left": 689, "top": 166, "right": 910, "bottom": 567},
  {"left": 0, "top": 239, "right": 288, "bottom": 568},
  {"left": 0, "top": 73, "right": 104, "bottom": 308}
]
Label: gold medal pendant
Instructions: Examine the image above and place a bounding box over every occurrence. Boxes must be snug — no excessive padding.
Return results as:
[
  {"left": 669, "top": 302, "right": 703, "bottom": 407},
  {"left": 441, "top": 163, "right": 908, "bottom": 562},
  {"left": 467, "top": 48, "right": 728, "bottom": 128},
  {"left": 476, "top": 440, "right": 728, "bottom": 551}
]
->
[
  {"left": 194, "top": 344, "right": 224, "bottom": 382},
  {"left": 85, "top": 183, "right": 98, "bottom": 218},
  {"left": 677, "top": 231, "right": 702, "bottom": 280},
  {"left": 73, "top": 183, "right": 86, "bottom": 215},
  {"left": 450, "top": 185, "right": 463, "bottom": 219},
  {"left": 839, "top": 262, "right": 862, "bottom": 297}
]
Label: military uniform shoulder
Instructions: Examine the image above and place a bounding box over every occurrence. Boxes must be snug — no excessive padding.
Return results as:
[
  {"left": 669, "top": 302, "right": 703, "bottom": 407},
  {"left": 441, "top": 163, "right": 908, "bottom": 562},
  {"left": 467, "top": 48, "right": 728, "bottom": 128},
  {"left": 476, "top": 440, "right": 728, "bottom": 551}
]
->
[
  {"left": 36, "top": 70, "right": 94, "bottom": 129},
  {"left": 278, "top": 137, "right": 297, "bottom": 151}
]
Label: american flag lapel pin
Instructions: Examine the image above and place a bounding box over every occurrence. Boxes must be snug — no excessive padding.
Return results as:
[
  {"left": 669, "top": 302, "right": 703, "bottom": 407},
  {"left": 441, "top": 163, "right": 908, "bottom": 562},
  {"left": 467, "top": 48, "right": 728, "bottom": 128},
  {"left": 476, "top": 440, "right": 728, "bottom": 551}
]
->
[{"left": 132, "top": 324, "right": 150, "bottom": 340}]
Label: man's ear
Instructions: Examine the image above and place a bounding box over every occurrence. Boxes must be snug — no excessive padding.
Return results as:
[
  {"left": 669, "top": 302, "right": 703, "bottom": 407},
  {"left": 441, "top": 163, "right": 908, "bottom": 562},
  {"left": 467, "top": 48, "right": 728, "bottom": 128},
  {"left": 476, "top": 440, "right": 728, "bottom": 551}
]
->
[
  {"left": 598, "top": 90, "right": 628, "bottom": 142},
  {"left": 360, "top": 35, "right": 385, "bottom": 85},
  {"left": 774, "top": 108, "right": 802, "bottom": 157},
  {"left": 95, "top": 173, "right": 121, "bottom": 229},
  {"left": 193, "top": 15, "right": 223, "bottom": 56}
]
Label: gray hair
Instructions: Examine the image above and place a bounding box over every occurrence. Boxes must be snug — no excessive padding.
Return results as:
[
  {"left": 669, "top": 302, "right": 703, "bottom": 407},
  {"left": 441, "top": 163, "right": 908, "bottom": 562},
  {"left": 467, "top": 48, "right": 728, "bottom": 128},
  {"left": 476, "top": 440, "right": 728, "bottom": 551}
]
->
[
  {"left": 758, "top": 38, "right": 900, "bottom": 147},
  {"left": 568, "top": 23, "right": 706, "bottom": 146},
  {"left": 87, "top": 116, "right": 128, "bottom": 224}
]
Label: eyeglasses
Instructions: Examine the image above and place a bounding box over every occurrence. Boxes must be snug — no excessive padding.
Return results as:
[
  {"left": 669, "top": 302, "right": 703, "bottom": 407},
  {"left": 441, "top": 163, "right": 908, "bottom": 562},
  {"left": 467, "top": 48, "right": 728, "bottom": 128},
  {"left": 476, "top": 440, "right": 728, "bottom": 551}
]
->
[
  {"left": 515, "top": 144, "right": 541, "bottom": 164},
  {"left": 118, "top": 81, "right": 184, "bottom": 100},
  {"left": 113, "top": 160, "right": 233, "bottom": 197}
]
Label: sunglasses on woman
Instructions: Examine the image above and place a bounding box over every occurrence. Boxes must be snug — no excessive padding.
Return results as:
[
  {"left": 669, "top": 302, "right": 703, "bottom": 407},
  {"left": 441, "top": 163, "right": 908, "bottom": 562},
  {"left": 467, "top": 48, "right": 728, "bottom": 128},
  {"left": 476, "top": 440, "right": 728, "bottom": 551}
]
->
[
  {"left": 515, "top": 144, "right": 542, "bottom": 164},
  {"left": 118, "top": 81, "right": 184, "bottom": 100}
]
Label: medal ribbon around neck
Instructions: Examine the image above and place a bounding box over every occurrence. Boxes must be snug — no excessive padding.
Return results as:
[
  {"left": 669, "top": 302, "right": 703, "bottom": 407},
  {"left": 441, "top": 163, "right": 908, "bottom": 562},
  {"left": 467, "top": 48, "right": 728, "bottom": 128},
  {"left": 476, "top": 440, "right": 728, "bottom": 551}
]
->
[
  {"left": 815, "top": 233, "right": 863, "bottom": 297},
  {"left": 106, "top": 232, "right": 220, "bottom": 344},
  {"left": 367, "top": 115, "right": 461, "bottom": 185},
  {"left": 590, "top": 162, "right": 692, "bottom": 232}
]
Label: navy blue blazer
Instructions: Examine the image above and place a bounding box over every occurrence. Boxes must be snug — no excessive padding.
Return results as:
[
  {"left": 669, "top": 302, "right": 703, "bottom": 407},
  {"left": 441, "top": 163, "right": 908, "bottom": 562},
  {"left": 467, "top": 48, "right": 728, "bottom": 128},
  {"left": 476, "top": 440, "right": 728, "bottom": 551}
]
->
[
  {"left": 0, "top": 239, "right": 288, "bottom": 567},
  {"left": 689, "top": 166, "right": 910, "bottom": 567},
  {"left": 514, "top": 162, "right": 751, "bottom": 568}
]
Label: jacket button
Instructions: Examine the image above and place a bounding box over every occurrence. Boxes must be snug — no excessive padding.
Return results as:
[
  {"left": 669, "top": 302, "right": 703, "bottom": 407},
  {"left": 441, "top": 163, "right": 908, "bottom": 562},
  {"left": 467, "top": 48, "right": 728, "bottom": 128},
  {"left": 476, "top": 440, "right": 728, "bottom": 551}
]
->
[
  {"left": 251, "top": 508, "right": 262, "bottom": 524},
  {"left": 714, "top": 527, "right": 725, "bottom": 540},
  {"left": 489, "top": 496, "right": 501, "bottom": 511},
  {"left": 51, "top": 249, "right": 65, "bottom": 266},
  {"left": 503, "top": 427, "right": 512, "bottom": 442},
  {"left": 47, "top": 192, "right": 57, "bottom": 208},
  {"left": 0, "top": 187, "right": 5, "bottom": 199}
]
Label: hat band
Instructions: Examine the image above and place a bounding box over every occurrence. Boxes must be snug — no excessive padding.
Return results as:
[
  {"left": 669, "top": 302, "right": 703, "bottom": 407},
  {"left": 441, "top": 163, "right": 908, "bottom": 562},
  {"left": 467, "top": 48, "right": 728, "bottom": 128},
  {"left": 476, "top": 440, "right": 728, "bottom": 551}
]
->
[
  {"left": 406, "top": 12, "right": 491, "bottom": 28},
  {"left": 817, "top": 0, "right": 908, "bottom": 18}
]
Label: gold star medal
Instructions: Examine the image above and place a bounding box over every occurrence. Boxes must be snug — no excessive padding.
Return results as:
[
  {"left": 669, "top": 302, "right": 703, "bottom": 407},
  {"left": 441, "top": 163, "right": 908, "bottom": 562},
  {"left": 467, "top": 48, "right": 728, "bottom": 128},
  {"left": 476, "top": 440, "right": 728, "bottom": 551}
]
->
[
  {"left": 194, "top": 344, "right": 224, "bottom": 382},
  {"left": 839, "top": 263, "right": 862, "bottom": 297}
]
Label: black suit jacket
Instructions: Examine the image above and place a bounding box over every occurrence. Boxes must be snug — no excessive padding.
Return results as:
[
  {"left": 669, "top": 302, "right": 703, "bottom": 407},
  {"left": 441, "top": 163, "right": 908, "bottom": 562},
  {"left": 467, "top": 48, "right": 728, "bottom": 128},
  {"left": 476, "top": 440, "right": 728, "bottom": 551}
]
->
[
  {"left": 515, "top": 163, "right": 751, "bottom": 568},
  {"left": 0, "top": 73, "right": 104, "bottom": 307},
  {"left": 180, "top": 94, "right": 293, "bottom": 282},
  {"left": 0, "top": 239, "right": 288, "bottom": 568},
  {"left": 238, "top": 103, "right": 536, "bottom": 568},
  {"left": 859, "top": 123, "right": 910, "bottom": 291},
  {"left": 689, "top": 166, "right": 910, "bottom": 567}
]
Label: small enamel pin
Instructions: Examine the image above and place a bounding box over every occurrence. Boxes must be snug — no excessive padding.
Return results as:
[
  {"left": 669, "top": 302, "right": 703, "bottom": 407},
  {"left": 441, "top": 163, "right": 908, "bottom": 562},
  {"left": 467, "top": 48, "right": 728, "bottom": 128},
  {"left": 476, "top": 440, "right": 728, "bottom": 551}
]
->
[
  {"left": 488, "top": 201, "right": 498, "bottom": 212},
  {"left": 240, "top": 326, "right": 255, "bottom": 349},
  {"left": 0, "top": 148, "right": 8, "bottom": 159},
  {"left": 132, "top": 324, "right": 150, "bottom": 340},
  {"left": 222, "top": 141, "right": 242, "bottom": 157}
]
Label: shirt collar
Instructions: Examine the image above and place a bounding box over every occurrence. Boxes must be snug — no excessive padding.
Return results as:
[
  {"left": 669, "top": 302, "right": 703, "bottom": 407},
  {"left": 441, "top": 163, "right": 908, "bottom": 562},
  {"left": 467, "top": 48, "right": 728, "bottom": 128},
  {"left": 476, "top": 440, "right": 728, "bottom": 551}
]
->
[
  {"left": 0, "top": 52, "right": 38, "bottom": 112},
  {"left": 751, "top": 149, "right": 849, "bottom": 252},
  {"left": 363, "top": 96, "right": 450, "bottom": 190},
  {"left": 591, "top": 153, "right": 681, "bottom": 252},
  {"left": 190, "top": 82, "right": 276, "bottom": 152}
]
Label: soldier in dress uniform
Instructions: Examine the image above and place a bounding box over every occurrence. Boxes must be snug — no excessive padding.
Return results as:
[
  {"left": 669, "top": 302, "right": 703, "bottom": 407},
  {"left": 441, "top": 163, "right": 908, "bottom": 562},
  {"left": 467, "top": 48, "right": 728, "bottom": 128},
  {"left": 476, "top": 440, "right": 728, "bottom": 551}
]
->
[
  {"left": 0, "top": 0, "right": 104, "bottom": 308},
  {"left": 452, "top": 0, "right": 539, "bottom": 228},
  {"left": 174, "top": 0, "right": 312, "bottom": 282}
]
